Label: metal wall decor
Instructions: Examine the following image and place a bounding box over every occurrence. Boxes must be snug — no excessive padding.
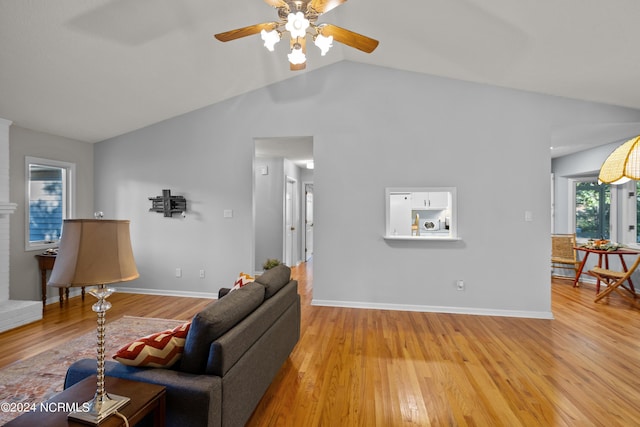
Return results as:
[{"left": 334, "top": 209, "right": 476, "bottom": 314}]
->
[{"left": 149, "top": 189, "right": 187, "bottom": 217}]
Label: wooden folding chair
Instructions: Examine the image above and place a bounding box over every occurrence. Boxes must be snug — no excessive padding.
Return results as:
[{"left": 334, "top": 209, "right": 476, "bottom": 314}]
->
[
  {"left": 551, "top": 234, "right": 580, "bottom": 280},
  {"left": 588, "top": 255, "right": 640, "bottom": 304}
]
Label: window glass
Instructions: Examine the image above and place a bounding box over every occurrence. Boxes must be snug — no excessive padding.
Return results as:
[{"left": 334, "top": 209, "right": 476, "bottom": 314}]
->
[
  {"left": 575, "top": 181, "right": 610, "bottom": 239},
  {"left": 25, "top": 157, "right": 75, "bottom": 250}
]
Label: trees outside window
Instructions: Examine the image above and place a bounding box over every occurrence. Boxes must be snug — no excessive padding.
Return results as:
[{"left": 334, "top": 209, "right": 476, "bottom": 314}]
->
[{"left": 575, "top": 181, "right": 610, "bottom": 240}]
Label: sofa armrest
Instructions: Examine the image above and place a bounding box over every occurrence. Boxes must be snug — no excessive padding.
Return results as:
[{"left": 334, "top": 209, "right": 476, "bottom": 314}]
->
[
  {"left": 218, "top": 288, "right": 231, "bottom": 299},
  {"left": 65, "top": 359, "right": 222, "bottom": 427}
]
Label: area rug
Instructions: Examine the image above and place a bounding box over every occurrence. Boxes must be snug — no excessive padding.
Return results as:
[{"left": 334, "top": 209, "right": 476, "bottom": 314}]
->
[{"left": 0, "top": 316, "right": 185, "bottom": 425}]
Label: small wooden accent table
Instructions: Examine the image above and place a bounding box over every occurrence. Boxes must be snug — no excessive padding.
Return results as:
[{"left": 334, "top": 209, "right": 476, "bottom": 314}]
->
[
  {"left": 573, "top": 247, "right": 639, "bottom": 293},
  {"left": 4, "top": 375, "right": 166, "bottom": 427},
  {"left": 35, "top": 254, "right": 84, "bottom": 307}
]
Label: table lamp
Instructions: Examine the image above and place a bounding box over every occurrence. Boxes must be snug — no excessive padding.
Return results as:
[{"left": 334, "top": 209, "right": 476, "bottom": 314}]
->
[{"left": 48, "top": 219, "right": 139, "bottom": 424}]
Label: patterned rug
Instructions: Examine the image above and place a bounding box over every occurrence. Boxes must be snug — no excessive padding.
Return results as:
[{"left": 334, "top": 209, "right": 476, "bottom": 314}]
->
[{"left": 0, "top": 316, "right": 185, "bottom": 425}]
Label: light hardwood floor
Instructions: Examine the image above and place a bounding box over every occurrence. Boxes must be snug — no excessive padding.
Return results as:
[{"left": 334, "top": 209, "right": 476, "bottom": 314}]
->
[{"left": 1, "top": 264, "right": 639, "bottom": 426}]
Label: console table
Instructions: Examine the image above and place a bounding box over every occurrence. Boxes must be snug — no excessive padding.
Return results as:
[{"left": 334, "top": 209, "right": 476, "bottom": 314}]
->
[
  {"left": 4, "top": 375, "right": 166, "bottom": 426},
  {"left": 35, "top": 254, "right": 84, "bottom": 307}
]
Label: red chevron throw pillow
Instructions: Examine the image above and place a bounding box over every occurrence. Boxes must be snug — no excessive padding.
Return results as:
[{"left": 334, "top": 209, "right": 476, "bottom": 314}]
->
[
  {"left": 113, "top": 321, "right": 191, "bottom": 368},
  {"left": 230, "top": 272, "right": 255, "bottom": 292}
]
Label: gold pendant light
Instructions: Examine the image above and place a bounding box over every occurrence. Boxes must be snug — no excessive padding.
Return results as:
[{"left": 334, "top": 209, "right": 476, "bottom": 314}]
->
[{"left": 598, "top": 135, "right": 640, "bottom": 184}]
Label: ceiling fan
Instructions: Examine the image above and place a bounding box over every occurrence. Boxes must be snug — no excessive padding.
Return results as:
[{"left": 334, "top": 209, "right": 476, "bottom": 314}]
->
[{"left": 214, "top": 0, "right": 379, "bottom": 71}]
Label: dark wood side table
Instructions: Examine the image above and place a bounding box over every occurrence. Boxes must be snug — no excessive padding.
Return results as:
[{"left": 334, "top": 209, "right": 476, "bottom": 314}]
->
[
  {"left": 4, "top": 375, "right": 166, "bottom": 427},
  {"left": 35, "top": 254, "right": 84, "bottom": 306}
]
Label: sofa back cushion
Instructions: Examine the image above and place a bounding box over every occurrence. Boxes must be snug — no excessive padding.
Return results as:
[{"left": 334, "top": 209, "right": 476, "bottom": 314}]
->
[
  {"left": 206, "top": 279, "right": 298, "bottom": 376},
  {"left": 255, "top": 264, "right": 291, "bottom": 299},
  {"left": 180, "top": 282, "right": 265, "bottom": 374}
]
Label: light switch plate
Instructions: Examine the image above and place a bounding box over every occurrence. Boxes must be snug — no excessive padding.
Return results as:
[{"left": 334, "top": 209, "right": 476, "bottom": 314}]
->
[{"left": 223, "top": 209, "right": 233, "bottom": 218}]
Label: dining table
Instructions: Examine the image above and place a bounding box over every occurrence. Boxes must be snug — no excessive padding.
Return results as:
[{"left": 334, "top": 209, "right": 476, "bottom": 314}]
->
[{"left": 573, "top": 246, "right": 640, "bottom": 293}]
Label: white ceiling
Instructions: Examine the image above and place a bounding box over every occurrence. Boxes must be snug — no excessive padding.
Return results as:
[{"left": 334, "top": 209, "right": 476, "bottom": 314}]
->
[
  {"left": 255, "top": 136, "right": 314, "bottom": 168},
  {"left": 2, "top": 0, "right": 640, "bottom": 157}
]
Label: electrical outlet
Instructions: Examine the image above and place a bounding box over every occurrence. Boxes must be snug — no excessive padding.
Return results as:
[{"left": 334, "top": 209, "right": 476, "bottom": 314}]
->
[
  {"left": 175, "top": 268, "right": 182, "bottom": 278},
  {"left": 199, "top": 269, "right": 205, "bottom": 279},
  {"left": 456, "top": 280, "right": 465, "bottom": 291}
]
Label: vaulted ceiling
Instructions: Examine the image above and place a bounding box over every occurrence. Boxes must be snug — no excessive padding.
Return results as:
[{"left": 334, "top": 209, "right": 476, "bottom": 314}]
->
[{"left": 2, "top": 0, "right": 640, "bottom": 156}]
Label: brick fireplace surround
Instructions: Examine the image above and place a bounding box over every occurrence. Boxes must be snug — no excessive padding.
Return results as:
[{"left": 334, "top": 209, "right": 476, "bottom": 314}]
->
[{"left": 0, "top": 118, "right": 42, "bottom": 333}]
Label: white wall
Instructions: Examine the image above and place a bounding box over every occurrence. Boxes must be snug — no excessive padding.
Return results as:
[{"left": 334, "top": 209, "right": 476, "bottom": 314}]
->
[
  {"left": 94, "top": 61, "right": 640, "bottom": 317},
  {"left": 9, "top": 126, "right": 94, "bottom": 302}
]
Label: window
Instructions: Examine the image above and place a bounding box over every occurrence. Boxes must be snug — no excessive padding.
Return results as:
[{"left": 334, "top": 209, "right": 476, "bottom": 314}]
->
[
  {"left": 25, "top": 157, "right": 75, "bottom": 250},
  {"left": 574, "top": 180, "right": 611, "bottom": 240}
]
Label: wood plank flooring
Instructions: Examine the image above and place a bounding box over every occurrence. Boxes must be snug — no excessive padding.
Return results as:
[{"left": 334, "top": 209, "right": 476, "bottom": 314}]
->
[
  {"left": 249, "top": 267, "right": 640, "bottom": 427},
  {"left": 1, "top": 267, "right": 640, "bottom": 426},
  {"left": 0, "top": 292, "right": 212, "bottom": 368}
]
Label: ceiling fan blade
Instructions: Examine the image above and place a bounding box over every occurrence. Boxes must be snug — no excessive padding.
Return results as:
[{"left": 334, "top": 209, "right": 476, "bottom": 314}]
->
[
  {"left": 318, "top": 24, "right": 378, "bottom": 53},
  {"left": 214, "top": 22, "right": 278, "bottom": 42},
  {"left": 309, "top": 0, "right": 347, "bottom": 14},
  {"left": 264, "top": 0, "right": 288, "bottom": 8}
]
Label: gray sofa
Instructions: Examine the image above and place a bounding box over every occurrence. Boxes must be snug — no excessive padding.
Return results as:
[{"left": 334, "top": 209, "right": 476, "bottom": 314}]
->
[{"left": 64, "top": 265, "right": 300, "bottom": 427}]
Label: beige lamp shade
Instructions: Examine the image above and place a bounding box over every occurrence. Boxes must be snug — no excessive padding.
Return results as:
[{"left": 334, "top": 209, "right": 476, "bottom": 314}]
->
[
  {"left": 48, "top": 219, "right": 139, "bottom": 287},
  {"left": 598, "top": 135, "right": 640, "bottom": 184}
]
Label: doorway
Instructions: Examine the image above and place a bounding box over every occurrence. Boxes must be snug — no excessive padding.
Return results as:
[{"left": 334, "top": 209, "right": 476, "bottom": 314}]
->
[{"left": 253, "top": 136, "right": 314, "bottom": 272}]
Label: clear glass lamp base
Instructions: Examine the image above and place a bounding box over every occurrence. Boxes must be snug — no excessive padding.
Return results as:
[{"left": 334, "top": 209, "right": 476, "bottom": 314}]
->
[{"left": 68, "top": 393, "right": 130, "bottom": 424}]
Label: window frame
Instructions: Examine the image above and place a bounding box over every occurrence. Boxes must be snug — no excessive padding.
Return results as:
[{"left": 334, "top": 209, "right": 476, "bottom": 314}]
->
[
  {"left": 620, "top": 180, "right": 640, "bottom": 249},
  {"left": 24, "top": 156, "right": 76, "bottom": 251},
  {"left": 568, "top": 176, "right": 617, "bottom": 243}
]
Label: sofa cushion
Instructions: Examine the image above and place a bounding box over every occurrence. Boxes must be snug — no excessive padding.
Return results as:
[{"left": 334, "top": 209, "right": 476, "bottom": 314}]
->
[
  {"left": 113, "top": 321, "right": 190, "bottom": 368},
  {"left": 255, "top": 264, "right": 291, "bottom": 299},
  {"left": 180, "top": 282, "right": 265, "bottom": 374}
]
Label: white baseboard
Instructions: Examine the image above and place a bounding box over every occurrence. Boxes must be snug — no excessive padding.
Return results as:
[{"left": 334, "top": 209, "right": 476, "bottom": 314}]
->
[
  {"left": 45, "top": 287, "right": 84, "bottom": 305},
  {"left": 311, "top": 299, "right": 554, "bottom": 319},
  {"left": 113, "top": 286, "right": 217, "bottom": 300}
]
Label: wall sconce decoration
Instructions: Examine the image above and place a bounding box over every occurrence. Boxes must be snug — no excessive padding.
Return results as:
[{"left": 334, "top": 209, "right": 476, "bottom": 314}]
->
[{"left": 149, "top": 189, "right": 187, "bottom": 217}]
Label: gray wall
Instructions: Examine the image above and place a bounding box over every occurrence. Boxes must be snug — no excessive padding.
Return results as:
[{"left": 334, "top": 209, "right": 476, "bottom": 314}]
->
[
  {"left": 9, "top": 126, "right": 94, "bottom": 302},
  {"left": 93, "top": 61, "right": 640, "bottom": 317},
  {"left": 254, "top": 153, "right": 310, "bottom": 272},
  {"left": 254, "top": 157, "right": 284, "bottom": 271}
]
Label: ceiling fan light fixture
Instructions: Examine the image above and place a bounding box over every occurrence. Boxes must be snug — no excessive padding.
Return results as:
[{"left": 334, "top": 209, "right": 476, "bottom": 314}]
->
[
  {"left": 286, "top": 12, "right": 310, "bottom": 39},
  {"left": 314, "top": 34, "right": 333, "bottom": 56},
  {"left": 288, "top": 43, "right": 306, "bottom": 65},
  {"left": 213, "top": 1, "right": 378, "bottom": 71},
  {"left": 260, "top": 29, "right": 281, "bottom": 52}
]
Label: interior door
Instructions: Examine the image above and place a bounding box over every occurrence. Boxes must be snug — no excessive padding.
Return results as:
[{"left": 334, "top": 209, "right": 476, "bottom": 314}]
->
[
  {"left": 285, "top": 178, "right": 296, "bottom": 266},
  {"left": 305, "top": 183, "right": 314, "bottom": 261}
]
